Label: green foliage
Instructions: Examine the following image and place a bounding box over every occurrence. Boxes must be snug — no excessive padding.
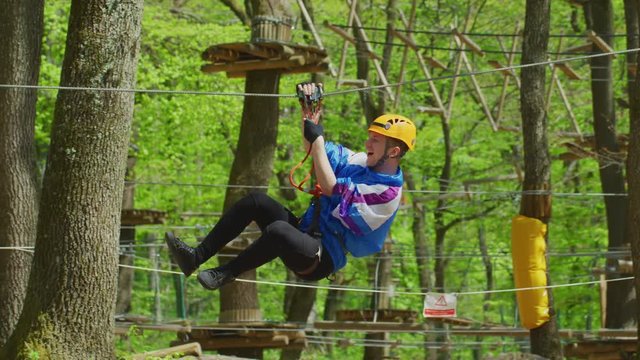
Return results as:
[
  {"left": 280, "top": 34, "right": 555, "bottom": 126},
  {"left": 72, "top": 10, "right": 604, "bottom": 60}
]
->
[{"left": 33, "top": 0, "right": 636, "bottom": 358}]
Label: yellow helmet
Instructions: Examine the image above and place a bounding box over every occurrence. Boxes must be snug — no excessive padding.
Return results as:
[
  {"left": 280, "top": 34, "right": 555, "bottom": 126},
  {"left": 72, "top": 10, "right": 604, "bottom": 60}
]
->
[{"left": 368, "top": 114, "right": 416, "bottom": 150}]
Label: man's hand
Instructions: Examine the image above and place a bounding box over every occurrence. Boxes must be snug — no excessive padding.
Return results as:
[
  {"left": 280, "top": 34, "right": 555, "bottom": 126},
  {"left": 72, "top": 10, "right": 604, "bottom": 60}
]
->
[{"left": 304, "top": 119, "right": 323, "bottom": 144}]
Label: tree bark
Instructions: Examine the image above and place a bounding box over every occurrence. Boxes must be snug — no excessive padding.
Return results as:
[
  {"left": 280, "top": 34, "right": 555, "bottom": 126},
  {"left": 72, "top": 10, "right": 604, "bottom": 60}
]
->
[
  {"left": 625, "top": 0, "right": 640, "bottom": 353},
  {"left": 0, "top": 0, "right": 143, "bottom": 358},
  {"left": 218, "top": 3, "right": 292, "bottom": 359},
  {"left": 281, "top": 271, "right": 316, "bottom": 360},
  {"left": 0, "top": 0, "right": 43, "bottom": 348},
  {"left": 406, "top": 172, "right": 430, "bottom": 293},
  {"left": 588, "top": 0, "right": 635, "bottom": 329},
  {"left": 218, "top": 69, "right": 280, "bottom": 360},
  {"left": 364, "top": 251, "right": 393, "bottom": 360},
  {"left": 520, "top": 0, "right": 562, "bottom": 358},
  {"left": 116, "top": 154, "right": 137, "bottom": 315}
]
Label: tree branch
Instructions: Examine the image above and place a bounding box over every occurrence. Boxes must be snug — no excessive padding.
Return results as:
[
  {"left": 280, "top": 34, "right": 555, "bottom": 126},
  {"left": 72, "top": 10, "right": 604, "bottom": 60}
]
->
[{"left": 220, "top": 0, "right": 251, "bottom": 26}]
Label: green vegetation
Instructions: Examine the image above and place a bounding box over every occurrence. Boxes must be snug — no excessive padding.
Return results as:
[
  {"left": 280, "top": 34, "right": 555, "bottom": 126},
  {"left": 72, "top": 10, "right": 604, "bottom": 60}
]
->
[{"left": 34, "top": 0, "right": 633, "bottom": 358}]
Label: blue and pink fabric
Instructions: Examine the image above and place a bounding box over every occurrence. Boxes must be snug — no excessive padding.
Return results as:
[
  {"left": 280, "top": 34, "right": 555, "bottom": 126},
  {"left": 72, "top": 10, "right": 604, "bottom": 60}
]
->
[{"left": 299, "top": 142, "right": 403, "bottom": 272}]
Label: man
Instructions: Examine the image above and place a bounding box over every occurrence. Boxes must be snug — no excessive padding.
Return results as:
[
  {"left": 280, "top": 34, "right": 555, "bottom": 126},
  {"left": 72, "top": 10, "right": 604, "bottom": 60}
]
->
[{"left": 165, "top": 83, "right": 416, "bottom": 290}]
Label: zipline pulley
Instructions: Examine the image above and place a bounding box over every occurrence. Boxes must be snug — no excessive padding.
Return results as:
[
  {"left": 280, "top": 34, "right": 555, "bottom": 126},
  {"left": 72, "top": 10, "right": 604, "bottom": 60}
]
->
[{"left": 289, "top": 83, "right": 324, "bottom": 197}]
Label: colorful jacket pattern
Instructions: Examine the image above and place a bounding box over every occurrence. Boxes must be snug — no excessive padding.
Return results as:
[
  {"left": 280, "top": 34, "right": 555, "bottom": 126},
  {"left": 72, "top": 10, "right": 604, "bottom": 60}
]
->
[{"left": 299, "top": 141, "right": 403, "bottom": 272}]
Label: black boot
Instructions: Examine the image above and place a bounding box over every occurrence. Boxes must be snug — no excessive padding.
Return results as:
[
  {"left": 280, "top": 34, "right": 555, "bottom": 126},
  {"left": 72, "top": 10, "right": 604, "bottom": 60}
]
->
[
  {"left": 197, "top": 267, "right": 236, "bottom": 290},
  {"left": 165, "top": 232, "right": 200, "bottom": 277}
]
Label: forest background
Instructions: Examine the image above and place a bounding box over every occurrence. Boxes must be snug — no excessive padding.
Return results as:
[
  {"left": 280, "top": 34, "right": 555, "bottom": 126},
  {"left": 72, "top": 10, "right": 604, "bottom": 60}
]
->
[{"left": 6, "top": 0, "right": 638, "bottom": 358}]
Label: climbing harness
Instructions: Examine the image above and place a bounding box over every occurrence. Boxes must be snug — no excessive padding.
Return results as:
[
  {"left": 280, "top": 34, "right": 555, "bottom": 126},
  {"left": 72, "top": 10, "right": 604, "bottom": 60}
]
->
[{"left": 289, "top": 83, "right": 324, "bottom": 198}]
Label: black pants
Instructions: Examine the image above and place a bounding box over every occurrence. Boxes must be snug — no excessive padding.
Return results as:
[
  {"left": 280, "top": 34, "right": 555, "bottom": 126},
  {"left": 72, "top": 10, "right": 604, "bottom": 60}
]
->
[{"left": 198, "top": 192, "right": 333, "bottom": 281}]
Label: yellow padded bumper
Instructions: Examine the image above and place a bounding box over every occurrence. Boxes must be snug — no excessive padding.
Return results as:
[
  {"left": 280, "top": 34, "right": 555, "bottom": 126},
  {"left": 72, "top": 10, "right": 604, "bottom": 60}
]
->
[{"left": 511, "top": 215, "right": 550, "bottom": 329}]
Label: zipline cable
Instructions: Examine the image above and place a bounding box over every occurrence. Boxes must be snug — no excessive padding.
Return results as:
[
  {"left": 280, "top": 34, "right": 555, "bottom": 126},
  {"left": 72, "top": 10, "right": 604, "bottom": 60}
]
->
[{"left": 0, "top": 48, "right": 637, "bottom": 98}]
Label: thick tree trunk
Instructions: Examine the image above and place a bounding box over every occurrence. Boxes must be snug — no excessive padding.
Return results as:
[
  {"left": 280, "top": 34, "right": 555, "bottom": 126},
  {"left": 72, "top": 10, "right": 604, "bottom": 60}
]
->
[
  {"left": 364, "top": 251, "right": 393, "bottom": 360},
  {"left": 625, "top": 0, "right": 640, "bottom": 353},
  {"left": 116, "top": 155, "right": 137, "bottom": 315},
  {"left": 281, "top": 271, "right": 317, "bottom": 360},
  {"left": 0, "top": 0, "right": 43, "bottom": 348},
  {"left": 520, "top": 1, "right": 562, "bottom": 358},
  {"left": 322, "top": 275, "right": 345, "bottom": 355},
  {"left": 405, "top": 172, "right": 430, "bottom": 293},
  {"left": 218, "top": 69, "right": 281, "bottom": 359},
  {"left": 0, "top": 1, "right": 143, "bottom": 358},
  {"left": 587, "top": 0, "right": 635, "bottom": 329}
]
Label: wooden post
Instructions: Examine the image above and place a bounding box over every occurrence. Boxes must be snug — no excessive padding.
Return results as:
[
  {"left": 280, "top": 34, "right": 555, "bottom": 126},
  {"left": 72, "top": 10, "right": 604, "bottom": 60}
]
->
[
  {"left": 132, "top": 343, "right": 202, "bottom": 360},
  {"left": 494, "top": 23, "right": 520, "bottom": 125},
  {"left": 393, "top": 3, "right": 417, "bottom": 108},
  {"left": 453, "top": 34, "right": 498, "bottom": 131}
]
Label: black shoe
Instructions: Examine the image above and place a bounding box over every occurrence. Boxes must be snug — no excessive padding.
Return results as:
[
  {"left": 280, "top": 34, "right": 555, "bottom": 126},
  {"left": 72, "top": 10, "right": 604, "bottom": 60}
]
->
[
  {"left": 165, "top": 232, "right": 199, "bottom": 277},
  {"left": 197, "top": 268, "right": 236, "bottom": 290}
]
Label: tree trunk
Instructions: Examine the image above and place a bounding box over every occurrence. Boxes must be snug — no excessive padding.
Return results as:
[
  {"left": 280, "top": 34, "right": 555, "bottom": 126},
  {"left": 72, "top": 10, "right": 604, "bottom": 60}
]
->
[
  {"left": 625, "top": 1, "right": 640, "bottom": 353},
  {"left": 281, "top": 271, "right": 317, "bottom": 360},
  {"left": 0, "top": 0, "right": 143, "bottom": 358},
  {"left": 406, "top": 172, "right": 430, "bottom": 293},
  {"left": 116, "top": 155, "right": 137, "bottom": 315},
  {"left": 0, "top": 0, "right": 43, "bottom": 348},
  {"left": 217, "top": 1, "right": 291, "bottom": 356},
  {"left": 587, "top": 0, "right": 635, "bottom": 329},
  {"left": 519, "top": 1, "right": 562, "bottom": 358},
  {"left": 364, "top": 251, "right": 393, "bottom": 360},
  {"left": 322, "top": 274, "right": 345, "bottom": 356},
  {"left": 218, "top": 68, "right": 281, "bottom": 360}
]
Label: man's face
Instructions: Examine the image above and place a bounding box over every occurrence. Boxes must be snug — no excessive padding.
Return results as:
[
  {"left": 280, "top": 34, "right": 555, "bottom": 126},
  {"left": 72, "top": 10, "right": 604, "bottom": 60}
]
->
[{"left": 365, "top": 131, "right": 388, "bottom": 168}]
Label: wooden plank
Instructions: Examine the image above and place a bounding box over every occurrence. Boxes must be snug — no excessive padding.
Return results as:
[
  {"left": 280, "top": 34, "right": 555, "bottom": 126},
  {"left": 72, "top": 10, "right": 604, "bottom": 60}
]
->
[
  {"left": 586, "top": 30, "right": 617, "bottom": 58},
  {"left": 202, "top": 48, "right": 240, "bottom": 62},
  {"left": 393, "top": 4, "right": 417, "bottom": 107},
  {"left": 348, "top": 0, "right": 395, "bottom": 101},
  {"left": 201, "top": 58, "right": 304, "bottom": 74},
  {"left": 338, "top": 79, "right": 368, "bottom": 87},
  {"left": 182, "top": 335, "right": 305, "bottom": 350},
  {"left": 391, "top": 29, "right": 418, "bottom": 51},
  {"left": 324, "top": 21, "right": 356, "bottom": 45},
  {"left": 555, "top": 62, "right": 582, "bottom": 80},
  {"left": 121, "top": 209, "right": 166, "bottom": 226},
  {"left": 335, "top": 0, "right": 358, "bottom": 86},
  {"left": 488, "top": 60, "right": 515, "bottom": 77},
  {"left": 457, "top": 38, "right": 497, "bottom": 131},
  {"left": 132, "top": 343, "right": 201, "bottom": 360},
  {"left": 494, "top": 23, "right": 520, "bottom": 126},
  {"left": 417, "top": 106, "right": 445, "bottom": 115},
  {"left": 425, "top": 55, "right": 447, "bottom": 70},
  {"left": 336, "top": 309, "right": 417, "bottom": 322},
  {"left": 452, "top": 28, "right": 484, "bottom": 57},
  {"left": 227, "top": 63, "right": 329, "bottom": 78},
  {"left": 564, "top": 42, "right": 593, "bottom": 53}
]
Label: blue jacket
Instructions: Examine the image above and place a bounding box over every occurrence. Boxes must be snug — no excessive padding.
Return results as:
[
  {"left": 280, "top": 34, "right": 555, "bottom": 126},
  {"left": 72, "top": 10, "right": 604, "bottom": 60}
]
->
[{"left": 299, "top": 141, "right": 404, "bottom": 272}]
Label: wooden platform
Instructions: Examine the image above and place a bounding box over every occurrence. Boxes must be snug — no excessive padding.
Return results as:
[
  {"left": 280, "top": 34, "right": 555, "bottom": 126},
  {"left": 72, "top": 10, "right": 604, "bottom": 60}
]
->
[
  {"left": 201, "top": 41, "right": 330, "bottom": 78},
  {"left": 172, "top": 322, "right": 306, "bottom": 351},
  {"left": 564, "top": 338, "right": 638, "bottom": 359},
  {"left": 336, "top": 309, "right": 417, "bottom": 323},
  {"left": 121, "top": 209, "right": 166, "bottom": 226}
]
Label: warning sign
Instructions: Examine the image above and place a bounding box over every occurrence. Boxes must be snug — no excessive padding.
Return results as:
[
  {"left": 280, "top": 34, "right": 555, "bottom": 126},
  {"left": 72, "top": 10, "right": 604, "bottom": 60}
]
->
[{"left": 423, "top": 293, "right": 457, "bottom": 317}]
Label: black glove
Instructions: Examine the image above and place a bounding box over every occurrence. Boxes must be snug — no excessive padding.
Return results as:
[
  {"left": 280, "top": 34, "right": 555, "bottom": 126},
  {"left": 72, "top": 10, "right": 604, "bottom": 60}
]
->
[{"left": 304, "top": 119, "right": 323, "bottom": 144}]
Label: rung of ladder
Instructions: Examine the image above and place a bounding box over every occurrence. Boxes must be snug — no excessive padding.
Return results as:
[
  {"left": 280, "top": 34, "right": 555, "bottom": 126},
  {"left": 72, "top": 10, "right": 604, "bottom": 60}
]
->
[
  {"left": 452, "top": 28, "right": 484, "bottom": 57},
  {"left": 425, "top": 55, "right": 447, "bottom": 70},
  {"left": 554, "top": 62, "right": 582, "bottom": 80},
  {"left": 564, "top": 43, "right": 592, "bottom": 53},
  {"left": 323, "top": 21, "right": 356, "bottom": 45},
  {"left": 391, "top": 29, "right": 418, "bottom": 51},
  {"left": 488, "top": 60, "right": 514, "bottom": 77},
  {"left": 338, "top": 79, "right": 368, "bottom": 87},
  {"left": 417, "top": 106, "right": 445, "bottom": 115},
  {"left": 586, "top": 30, "right": 617, "bottom": 58}
]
